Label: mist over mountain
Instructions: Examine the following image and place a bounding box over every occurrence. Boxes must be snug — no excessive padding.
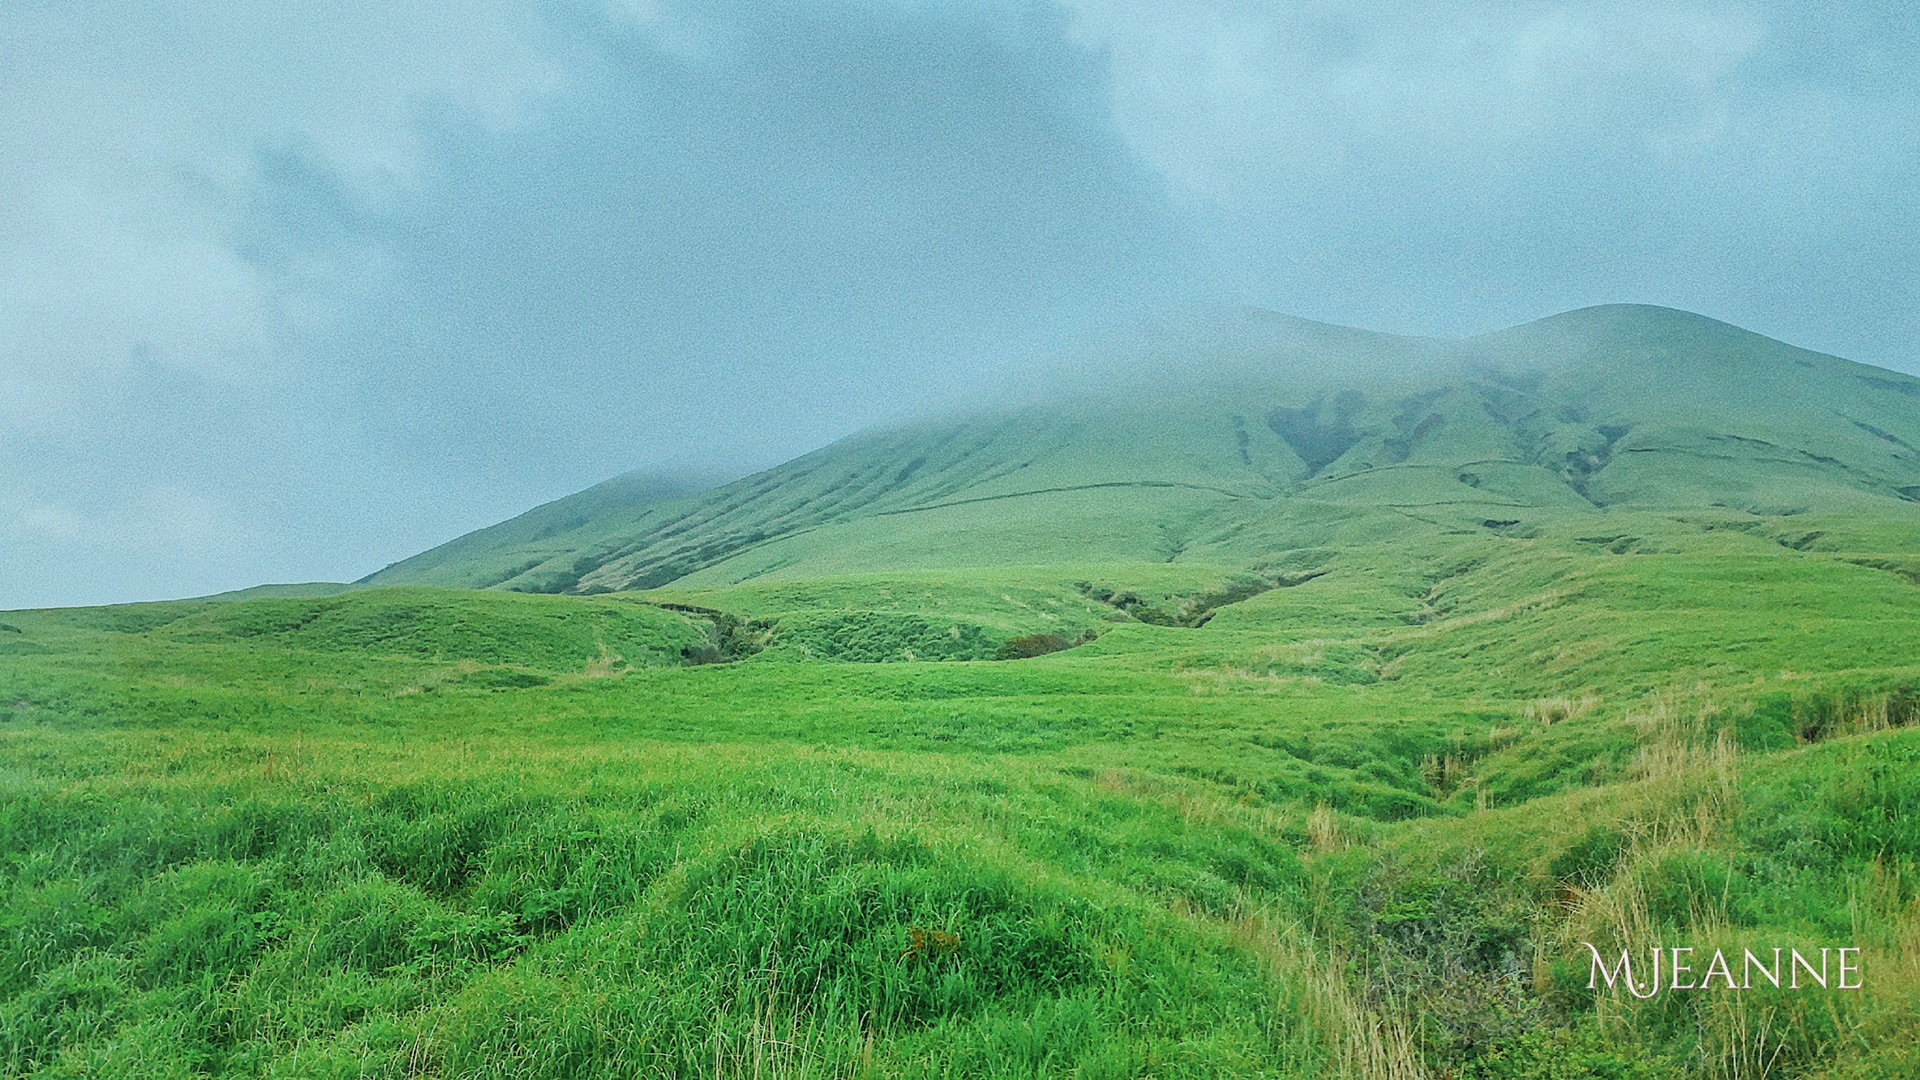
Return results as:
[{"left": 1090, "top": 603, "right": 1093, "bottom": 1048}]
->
[{"left": 362, "top": 304, "right": 1920, "bottom": 595}]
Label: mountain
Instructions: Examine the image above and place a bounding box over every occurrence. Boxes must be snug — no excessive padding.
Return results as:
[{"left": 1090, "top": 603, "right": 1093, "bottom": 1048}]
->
[
  {"left": 14, "top": 303, "right": 1920, "bottom": 1076},
  {"left": 362, "top": 305, "right": 1920, "bottom": 594}
]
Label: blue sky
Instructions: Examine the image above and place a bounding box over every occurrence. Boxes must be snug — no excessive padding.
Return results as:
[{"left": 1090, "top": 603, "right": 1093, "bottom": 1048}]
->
[{"left": 4, "top": 1, "right": 1917, "bottom": 606}]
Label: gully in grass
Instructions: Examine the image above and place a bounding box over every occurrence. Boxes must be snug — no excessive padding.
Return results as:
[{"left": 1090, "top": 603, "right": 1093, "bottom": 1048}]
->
[{"left": 1583, "top": 944, "right": 1865, "bottom": 998}]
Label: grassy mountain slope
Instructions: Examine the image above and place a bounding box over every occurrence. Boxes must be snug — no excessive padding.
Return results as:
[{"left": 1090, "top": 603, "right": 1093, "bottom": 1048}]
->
[
  {"left": 361, "top": 472, "right": 710, "bottom": 592},
  {"left": 364, "top": 305, "right": 1920, "bottom": 596}
]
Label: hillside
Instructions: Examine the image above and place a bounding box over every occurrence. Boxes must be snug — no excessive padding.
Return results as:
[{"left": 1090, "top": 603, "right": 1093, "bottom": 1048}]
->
[
  {"left": 361, "top": 472, "right": 710, "bottom": 592},
  {"left": 362, "top": 305, "right": 1920, "bottom": 594}
]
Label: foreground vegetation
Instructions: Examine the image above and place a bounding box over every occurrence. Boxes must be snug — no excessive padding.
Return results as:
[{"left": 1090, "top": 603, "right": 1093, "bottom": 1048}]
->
[{"left": 5, "top": 503, "right": 1920, "bottom": 1078}]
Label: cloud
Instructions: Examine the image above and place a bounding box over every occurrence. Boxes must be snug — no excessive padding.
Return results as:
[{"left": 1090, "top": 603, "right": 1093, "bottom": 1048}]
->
[
  {"left": 11, "top": 502, "right": 87, "bottom": 546},
  {"left": 1059, "top": 2, "right": 1763, "bottom": 198},
  {"left": 0, "top": 1, "right": 563, "bottom": 419},
  {"left": 1049, "top": 1, "right": 1919, "bottom": 355},
  {"left": 1, "top": 0, "right": 1916, "bottom": 607},
  {"left": 0, "top": 0, "right": 1191, "bottom": 606},
  {"left": 239, "top": 0, "right": 1190, "bottom": 481}
]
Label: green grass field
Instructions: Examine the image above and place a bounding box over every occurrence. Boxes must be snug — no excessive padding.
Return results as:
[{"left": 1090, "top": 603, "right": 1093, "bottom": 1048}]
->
[{"left": 5, "top": 307, "right": 1919, "bottom": 1076}]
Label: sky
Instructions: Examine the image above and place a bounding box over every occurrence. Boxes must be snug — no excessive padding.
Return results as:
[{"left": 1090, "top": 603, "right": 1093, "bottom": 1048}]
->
[{"left": 3, "top": 0, "right": 1917, "bottom": 608}]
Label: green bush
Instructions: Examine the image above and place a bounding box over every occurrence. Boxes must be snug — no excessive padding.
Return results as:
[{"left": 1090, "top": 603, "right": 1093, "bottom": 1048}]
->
[{"left": 1460, "top": 1025, "right": 1678, "bottom": 1079}]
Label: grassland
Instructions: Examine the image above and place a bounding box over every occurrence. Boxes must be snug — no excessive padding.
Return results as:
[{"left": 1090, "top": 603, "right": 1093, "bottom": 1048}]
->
[
  {"left": 7, "top": 510, "right": 1920, "bottom": 1077},
  {"left": 5, "top": 306, "right": 1920, "bottom": 1076}
]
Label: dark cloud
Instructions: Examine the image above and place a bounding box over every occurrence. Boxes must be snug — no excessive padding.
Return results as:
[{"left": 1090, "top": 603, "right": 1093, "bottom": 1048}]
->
[{"left": 259, "top": 0, "right": 1186, "bottom": 479}]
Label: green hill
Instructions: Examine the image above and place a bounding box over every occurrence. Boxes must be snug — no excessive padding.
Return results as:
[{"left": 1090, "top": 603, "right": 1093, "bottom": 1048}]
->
[
  {"left": 361, "top": 471, "right": 710, "bottom": 592},
  {"left": 363, "top": 304, "right": 1920, "bottom": 594}
]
